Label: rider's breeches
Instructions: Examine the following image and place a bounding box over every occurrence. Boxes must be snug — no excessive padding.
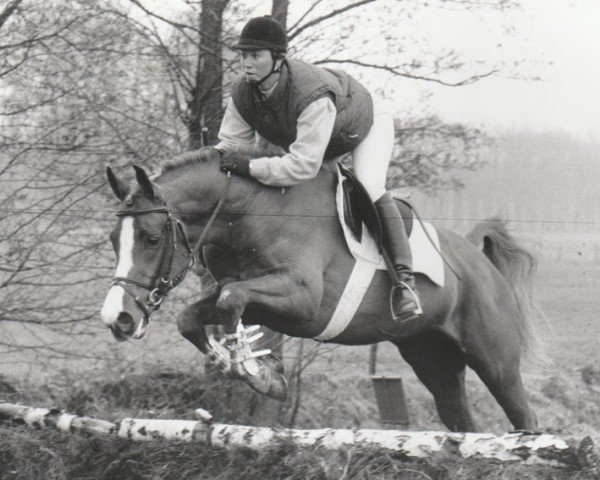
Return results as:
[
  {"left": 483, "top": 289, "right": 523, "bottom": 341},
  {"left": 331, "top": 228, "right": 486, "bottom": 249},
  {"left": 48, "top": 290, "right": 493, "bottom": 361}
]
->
[
  {"left": 352, "top": 95, "right": 413, "bottom": 271},
  {"left": 352, "top": 95, "right": 395, "bottom": 202}
]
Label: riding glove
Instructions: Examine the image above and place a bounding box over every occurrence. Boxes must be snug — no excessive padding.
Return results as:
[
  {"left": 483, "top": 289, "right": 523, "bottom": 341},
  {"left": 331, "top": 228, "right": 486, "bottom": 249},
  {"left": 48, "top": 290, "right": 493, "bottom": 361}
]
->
[{"left": 220, "top": 154, "right": 251, "bottom": 178}]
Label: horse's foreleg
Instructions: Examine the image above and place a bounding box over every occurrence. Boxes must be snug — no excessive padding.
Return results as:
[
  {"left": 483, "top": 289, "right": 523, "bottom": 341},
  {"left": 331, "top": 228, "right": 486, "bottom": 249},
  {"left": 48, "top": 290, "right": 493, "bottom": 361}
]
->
[
  {"left": 176, "top": 293, "right": 233, "bottom": 376},
  {"left": 215, "top": 274, "right": 317, "bottom": 401}
]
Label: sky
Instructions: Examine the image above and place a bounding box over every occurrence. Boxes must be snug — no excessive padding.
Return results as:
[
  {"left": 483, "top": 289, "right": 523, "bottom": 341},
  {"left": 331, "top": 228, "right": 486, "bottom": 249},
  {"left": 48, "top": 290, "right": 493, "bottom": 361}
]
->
[{"left": 403, "top": 0, "right": 600, "bottom": 140}]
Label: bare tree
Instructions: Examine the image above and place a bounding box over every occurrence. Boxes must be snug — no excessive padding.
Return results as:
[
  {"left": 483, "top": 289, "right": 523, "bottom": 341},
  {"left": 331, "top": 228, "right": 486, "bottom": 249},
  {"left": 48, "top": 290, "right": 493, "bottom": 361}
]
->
[
  {"left": 0, "top": 0, "right": 520, "bottom": 379},
  {"left": 0, "top": 0, "right": 188, "bottom": 368}
]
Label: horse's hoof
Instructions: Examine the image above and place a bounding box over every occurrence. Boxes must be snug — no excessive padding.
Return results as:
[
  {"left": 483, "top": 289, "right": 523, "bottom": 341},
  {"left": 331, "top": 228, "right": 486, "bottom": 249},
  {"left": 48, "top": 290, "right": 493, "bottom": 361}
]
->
[
  {"left": 263, "top": 353, "right": 285, "bottom": 375},
  {"left": 233, "top": 363, "right": 288, "bottom": 401}
]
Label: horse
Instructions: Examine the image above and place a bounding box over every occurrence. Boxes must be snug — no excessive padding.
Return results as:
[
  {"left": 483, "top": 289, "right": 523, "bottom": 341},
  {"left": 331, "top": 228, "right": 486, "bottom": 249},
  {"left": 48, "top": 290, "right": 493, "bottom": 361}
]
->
[{"left": 100, "top": 147, "right": 540, "bottom": 433}]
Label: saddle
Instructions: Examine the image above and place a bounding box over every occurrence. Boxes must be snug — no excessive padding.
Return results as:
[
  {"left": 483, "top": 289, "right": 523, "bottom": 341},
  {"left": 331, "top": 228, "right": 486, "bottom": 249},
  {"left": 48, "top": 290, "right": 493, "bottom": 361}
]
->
[
  {"left": 316, "top": 164, "right": 444, "bottom": 342},
  {"left": 339, "top": 163, "right": 413, "bottom": 246}
]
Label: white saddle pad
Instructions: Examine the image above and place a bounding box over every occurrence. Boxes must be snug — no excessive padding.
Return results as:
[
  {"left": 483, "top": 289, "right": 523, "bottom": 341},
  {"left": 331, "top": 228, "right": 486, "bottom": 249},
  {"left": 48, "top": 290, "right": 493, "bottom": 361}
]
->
[{"left": 314, "top": 170, "right": 445, "bottom": 342}]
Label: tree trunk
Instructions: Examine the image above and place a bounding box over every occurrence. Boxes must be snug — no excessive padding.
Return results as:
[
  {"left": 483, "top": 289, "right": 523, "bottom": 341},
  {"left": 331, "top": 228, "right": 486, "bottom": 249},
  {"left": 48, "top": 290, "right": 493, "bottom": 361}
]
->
[
  {"left": 188, "top": 0, "right": 230, "bottom": 148},
  {"left": 271, "top": 0, "right": 288, "bottom": 28}
]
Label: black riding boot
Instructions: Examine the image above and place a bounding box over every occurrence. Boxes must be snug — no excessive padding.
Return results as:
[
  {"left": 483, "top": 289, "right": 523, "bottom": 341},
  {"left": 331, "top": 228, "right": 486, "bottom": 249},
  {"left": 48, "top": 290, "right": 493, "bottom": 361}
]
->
[{"left": 375, "top": 192, "right": 423, "bottom": 321}]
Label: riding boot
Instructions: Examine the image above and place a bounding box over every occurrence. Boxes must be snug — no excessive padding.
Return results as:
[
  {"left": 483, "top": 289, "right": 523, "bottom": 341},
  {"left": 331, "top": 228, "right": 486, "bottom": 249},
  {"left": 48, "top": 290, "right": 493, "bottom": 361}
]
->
[{"left": 375, "top": 192, "right": 423, "bottom": 321}]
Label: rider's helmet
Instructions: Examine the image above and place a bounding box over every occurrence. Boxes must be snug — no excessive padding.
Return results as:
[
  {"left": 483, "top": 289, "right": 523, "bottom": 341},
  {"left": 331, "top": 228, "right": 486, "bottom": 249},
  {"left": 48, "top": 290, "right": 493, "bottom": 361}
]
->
[
  {"left": 233, "top": 15, "right": 287, "bottom": 53},
  {"left": 233, "top": 16, "right": 287, "bottom": 85}
]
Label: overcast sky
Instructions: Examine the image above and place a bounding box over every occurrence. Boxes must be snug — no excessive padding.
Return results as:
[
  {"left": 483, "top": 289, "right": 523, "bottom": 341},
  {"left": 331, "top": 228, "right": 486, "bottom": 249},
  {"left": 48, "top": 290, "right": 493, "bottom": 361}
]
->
[{"left": 403, "top": 0, "right": 600, "bottom": 140}]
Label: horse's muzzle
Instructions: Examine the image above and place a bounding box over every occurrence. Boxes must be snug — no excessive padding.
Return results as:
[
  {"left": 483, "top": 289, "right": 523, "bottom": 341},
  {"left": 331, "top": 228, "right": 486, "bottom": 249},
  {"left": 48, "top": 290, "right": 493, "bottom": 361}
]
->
[
  {"left": 109, "top": 323, "right": 129, "bottom": 342},
  {"left": 108, "top": 312, "right": 138, "bottom": 342}
]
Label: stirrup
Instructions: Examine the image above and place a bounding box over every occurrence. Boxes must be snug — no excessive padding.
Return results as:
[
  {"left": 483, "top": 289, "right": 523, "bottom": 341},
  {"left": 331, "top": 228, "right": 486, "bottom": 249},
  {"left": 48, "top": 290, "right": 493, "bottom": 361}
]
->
[
  {"left": 390, "top": 282, "right": 423, "bottom": 322},
  {"left": 398, "top": 280, "right": 423, "bottom": 315}
]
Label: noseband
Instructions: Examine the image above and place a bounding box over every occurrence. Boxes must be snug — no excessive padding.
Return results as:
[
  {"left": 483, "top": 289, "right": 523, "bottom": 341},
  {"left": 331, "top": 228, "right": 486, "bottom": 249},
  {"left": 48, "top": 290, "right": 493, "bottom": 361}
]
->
[{"left": 111, "top": 206, "right": 194, "bottom": 318}]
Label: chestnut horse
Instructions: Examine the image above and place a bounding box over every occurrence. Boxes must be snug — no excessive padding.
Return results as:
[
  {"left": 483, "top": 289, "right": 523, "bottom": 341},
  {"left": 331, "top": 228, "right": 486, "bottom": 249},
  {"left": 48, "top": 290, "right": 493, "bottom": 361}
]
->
[{"left": 101, "top": 147, "right": 539, "bottom": 432}]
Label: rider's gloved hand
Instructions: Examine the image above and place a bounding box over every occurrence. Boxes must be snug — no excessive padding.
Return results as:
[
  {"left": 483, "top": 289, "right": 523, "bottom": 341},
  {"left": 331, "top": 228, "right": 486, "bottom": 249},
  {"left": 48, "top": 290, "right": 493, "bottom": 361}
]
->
[{"left": 220, "top": 153, "right": 251, "bottom": 178}]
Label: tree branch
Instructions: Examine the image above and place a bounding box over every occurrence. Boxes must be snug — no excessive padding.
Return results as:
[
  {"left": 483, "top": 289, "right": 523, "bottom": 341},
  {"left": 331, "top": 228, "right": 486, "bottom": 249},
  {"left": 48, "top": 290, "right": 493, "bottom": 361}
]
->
[
  {"left": 288, "top": 0, "right": 377, "bottom": 42},
  {"left": 313, "top": 58, "right": 497, "bottom": 86},
  {"left": 288, "top": 0, "right": 325, "bottom": 33}
]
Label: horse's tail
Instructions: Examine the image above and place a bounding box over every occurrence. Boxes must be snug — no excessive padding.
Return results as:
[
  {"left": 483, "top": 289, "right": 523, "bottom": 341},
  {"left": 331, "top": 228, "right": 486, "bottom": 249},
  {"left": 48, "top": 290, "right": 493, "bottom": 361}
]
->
[{"left": 466, "top": 218, "right": 545, "bottom": 357}]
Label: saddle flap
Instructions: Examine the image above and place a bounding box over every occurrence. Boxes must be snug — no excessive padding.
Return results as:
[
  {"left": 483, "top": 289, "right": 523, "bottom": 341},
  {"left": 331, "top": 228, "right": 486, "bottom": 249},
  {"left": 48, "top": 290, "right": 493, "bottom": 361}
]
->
[
  {"left": 338, "top": 164, "right": 415, "bottom": 246},
  {"left": 341, "top": 178, "right": 363, "bottom": 241},
  {"left": 338, "top": 163, "right": 382, "bottom": 248}
]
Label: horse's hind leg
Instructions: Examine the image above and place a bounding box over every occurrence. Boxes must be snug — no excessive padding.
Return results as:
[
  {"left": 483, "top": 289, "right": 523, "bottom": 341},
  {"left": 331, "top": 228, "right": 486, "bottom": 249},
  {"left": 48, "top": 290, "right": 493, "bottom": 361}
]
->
[
  {"left": 395, "top": 332, "right": 480, "bottom": 432},
  {"left": 466, "top": 339, "right": 538, "bottom": 431}
]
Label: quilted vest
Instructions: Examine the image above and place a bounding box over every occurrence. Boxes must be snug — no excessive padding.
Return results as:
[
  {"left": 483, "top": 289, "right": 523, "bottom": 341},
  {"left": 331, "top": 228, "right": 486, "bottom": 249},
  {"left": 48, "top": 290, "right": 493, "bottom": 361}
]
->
[{"left": 230, "top": 59, "right": 374, "bottom": 159}]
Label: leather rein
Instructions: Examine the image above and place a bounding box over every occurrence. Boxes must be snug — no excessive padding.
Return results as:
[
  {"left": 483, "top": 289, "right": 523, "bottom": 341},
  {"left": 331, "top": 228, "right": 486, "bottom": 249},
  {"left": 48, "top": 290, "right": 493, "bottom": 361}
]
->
[{"left": 111, "top": 172, "right": 231, "bottom": 318}]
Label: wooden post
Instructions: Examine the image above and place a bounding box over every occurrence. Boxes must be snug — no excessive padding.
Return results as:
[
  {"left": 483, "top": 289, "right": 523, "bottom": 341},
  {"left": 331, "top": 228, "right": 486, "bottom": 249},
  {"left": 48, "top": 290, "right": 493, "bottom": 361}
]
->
[
  {"left": 368, "top": 344, "right": 378, "bottom": 375},
  {"left": 370, "top": 375, "right": 410, "bottom": 427}
]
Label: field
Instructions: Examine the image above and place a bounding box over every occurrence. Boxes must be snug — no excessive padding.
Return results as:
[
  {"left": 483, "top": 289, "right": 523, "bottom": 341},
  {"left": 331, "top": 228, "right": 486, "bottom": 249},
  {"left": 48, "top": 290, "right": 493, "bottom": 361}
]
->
[{"left": 1, "top": 254, "right": 600, "bottom": 479}]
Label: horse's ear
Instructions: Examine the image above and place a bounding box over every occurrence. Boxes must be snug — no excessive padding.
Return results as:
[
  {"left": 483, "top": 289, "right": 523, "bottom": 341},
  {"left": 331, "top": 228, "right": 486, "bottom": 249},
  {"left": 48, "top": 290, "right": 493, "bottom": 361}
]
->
[
  {"left": 132, "top": 165, "right": 155, "bottom": 200},
  {"left": 106, "top": 167, "right": 129, "bottom": 201}
]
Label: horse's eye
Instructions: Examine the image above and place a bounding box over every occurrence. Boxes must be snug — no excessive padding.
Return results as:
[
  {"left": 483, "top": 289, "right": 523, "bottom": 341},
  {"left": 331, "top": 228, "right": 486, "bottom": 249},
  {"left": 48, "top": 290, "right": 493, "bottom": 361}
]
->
[{"left": 146, "top": 236, "right": 160, "bottom": 247}]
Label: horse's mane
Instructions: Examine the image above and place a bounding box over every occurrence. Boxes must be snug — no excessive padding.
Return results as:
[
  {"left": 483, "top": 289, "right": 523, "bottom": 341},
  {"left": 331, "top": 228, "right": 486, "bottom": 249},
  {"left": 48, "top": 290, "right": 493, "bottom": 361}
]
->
[
  {"left": 155, "top": 143, "right": 283, "bottom": 179},
  {"left": 157, "top": 147, "right": 221, "bottom": 176},
  {"left": 124, "top": 148, "right": 224, "bottom": 200}
]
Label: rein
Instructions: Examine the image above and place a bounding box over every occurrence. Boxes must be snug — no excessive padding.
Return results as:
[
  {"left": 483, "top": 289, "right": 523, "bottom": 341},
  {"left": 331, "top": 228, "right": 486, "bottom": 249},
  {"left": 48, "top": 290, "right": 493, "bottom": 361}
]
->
[{"left": 111, "top": 172, "right": 232, "bottom": 318}]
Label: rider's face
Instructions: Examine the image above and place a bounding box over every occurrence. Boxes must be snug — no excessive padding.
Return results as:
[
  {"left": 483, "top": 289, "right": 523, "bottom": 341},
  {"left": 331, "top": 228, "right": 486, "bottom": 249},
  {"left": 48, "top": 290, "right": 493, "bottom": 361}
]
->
[{"left": 240, "top": 49, "right": 273, "bottom": 82}]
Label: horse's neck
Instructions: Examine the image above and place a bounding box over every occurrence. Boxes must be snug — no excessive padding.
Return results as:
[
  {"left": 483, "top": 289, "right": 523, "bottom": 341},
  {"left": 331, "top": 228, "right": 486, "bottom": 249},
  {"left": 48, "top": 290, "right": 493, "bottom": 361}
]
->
[
  {"left": 225, "top": 171, "right": 337, "bottom": 250},
  {"left": 162, "top": 164, "right": 336, "bottom": 248},
  {"left": 160, "top": 169, "right": 263, "bottom": 239},
  {"left": 159, "top": 166, "right": 222, "bottom": 222}
]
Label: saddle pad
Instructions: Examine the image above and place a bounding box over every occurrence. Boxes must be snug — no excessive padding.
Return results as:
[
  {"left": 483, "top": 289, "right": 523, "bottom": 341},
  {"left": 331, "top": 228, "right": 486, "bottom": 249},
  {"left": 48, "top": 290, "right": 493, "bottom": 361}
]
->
[
  {"left": 335, "top": 166, "right": 445, "bottom": 287},
  {"left": 314, "top": 170, "right": 445, "bottom": 343},
  {"left": 315, "top": 217, "right": 445, "bottom": 342}
]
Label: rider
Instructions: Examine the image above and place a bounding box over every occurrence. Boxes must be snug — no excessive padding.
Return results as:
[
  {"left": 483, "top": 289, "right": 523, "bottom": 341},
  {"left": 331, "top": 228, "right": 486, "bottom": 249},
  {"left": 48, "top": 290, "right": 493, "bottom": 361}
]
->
[{"left": 215, "top": 15, "right": 422, "bottom": 322}]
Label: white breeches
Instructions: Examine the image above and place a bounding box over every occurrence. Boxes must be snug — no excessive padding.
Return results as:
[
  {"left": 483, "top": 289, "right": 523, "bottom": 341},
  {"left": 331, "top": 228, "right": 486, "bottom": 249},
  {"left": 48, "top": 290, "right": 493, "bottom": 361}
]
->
[{"left": 351, "top": 96, "right": 395, "bottom": 201}]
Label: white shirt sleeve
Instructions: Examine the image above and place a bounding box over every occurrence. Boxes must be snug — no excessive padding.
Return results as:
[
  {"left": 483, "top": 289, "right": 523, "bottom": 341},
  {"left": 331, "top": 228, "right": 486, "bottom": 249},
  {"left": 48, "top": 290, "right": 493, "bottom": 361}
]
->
[
  {"left": 215, "top": 97, "right": 256, "bottom": 150},
  {"left": 249, "top": 97, "right": 337, "bottom": 186}
]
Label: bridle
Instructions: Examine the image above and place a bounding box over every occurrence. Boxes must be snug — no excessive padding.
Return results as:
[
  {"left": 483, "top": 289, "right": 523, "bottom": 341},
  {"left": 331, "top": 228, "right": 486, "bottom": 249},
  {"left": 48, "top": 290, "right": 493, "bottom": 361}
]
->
[
  {"left": 111, "top": 206, "right": 194, "bottom": 318},
  {"left": 110, "top": 172, "right": 232, "bottom": 319}
]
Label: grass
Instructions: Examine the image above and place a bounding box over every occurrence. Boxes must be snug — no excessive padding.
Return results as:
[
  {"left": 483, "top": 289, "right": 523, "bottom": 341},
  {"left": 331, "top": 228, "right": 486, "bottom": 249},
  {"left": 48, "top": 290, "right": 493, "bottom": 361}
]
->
[
  {"left": 1, "top": 420, "right": 598, "bottom": 480},
  {"left": 1, "top": 361, "right": 600, "bottom": 479},
  {"left": 1, "top": 259, "right": 600, "bottom": 478}
]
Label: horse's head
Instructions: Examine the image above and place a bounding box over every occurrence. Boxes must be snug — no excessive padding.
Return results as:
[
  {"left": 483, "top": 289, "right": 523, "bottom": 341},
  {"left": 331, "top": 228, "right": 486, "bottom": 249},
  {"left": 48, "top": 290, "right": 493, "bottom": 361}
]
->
[{"left": 101, "top": 165, "right": 194, "bottom": 341}]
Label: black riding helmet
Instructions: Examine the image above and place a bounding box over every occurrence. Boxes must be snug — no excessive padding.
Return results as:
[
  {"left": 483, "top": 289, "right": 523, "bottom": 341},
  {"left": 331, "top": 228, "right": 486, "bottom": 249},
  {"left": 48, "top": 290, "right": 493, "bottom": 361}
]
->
[
  {"left": 233, "top": 15, "right": 287, "bottom": 85},
  {"left": 233, "top": 15, "right": 287, "bottom": 52}
]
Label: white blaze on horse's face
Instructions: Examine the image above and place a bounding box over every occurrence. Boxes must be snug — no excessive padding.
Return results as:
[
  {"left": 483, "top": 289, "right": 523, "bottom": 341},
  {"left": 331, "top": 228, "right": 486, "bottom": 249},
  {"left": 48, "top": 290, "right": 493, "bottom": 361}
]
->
[{"left": 101, "top": 217, "right": 135, "bottom": 329}]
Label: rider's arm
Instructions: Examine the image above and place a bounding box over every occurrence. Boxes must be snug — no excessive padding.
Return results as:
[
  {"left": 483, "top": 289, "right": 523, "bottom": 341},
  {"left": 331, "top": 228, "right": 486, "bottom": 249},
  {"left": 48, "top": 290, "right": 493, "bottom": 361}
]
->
[
  {"left": 215, "top": 98, "right": 256, "bottom": 150},
  {"left": 248, "top": 96, "right": 337, "bottom": 187}
]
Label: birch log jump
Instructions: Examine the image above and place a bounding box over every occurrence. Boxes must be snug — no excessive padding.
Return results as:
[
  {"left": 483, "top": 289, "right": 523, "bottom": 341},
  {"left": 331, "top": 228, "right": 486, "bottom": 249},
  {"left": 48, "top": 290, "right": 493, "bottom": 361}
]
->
[{"left": 0, "top": 402, "right": 596, "bottom": 468}]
